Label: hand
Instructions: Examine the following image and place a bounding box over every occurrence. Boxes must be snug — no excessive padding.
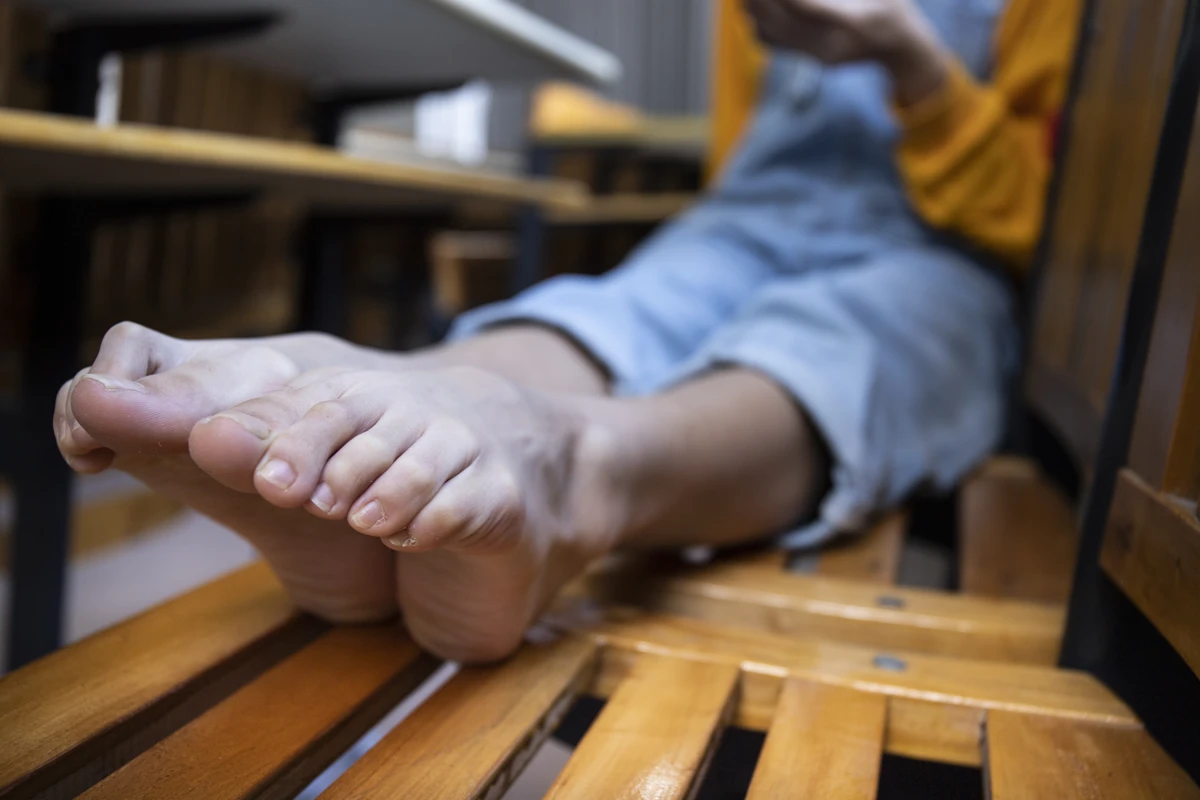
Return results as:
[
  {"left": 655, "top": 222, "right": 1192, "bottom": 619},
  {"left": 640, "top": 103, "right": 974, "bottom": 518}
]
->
[{"left": 743, "top": 0, "right": 951, "bottom": 105}]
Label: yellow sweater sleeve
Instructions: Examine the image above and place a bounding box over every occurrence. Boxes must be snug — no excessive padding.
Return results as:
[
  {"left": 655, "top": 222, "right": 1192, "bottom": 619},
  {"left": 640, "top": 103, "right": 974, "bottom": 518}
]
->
[
  {"left": 708, "top": 0, "right": 767, "bottom": 180},
  {"left": 893, "top": 0, "right": 1082, "bottom": 272}
]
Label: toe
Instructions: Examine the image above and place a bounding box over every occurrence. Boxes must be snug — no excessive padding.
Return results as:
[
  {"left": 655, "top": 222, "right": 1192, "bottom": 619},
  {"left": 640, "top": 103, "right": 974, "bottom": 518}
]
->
[
  {"left": 91, "top": 321, "right": 186, "bottom": 378},
  {"left": 345, "top": 421, "right": 478, "bottom": 538},
  {"left": 188, "top": 412, "right": 276, "bottom": 493},
  {"left": 387, "top": 460, "right": 524, "bottom": 553},
  {"left": 253, "top": 400, "right": 365, "bottom": 508},
  {"left": 71, "top": 343, "right": 297, "bottom": 456},
  {"left": 56, "top": 371, "right": 115, "bottom": 474},
  {"left": 189, "top": 372, "right": 361, "bottom": 495}
]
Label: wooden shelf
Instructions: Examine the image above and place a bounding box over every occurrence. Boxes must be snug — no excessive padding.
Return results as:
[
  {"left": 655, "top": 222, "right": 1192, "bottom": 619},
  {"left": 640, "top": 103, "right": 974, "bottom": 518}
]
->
[{"left": 0, "top": 109, "right": 588, "bottom": 211}]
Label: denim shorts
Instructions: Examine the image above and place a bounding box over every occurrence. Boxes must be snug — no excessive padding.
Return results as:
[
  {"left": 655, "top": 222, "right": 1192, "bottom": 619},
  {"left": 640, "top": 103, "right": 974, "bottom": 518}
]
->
[{"left": 450, "top": 218, "right": 1018, "bottom": 548}]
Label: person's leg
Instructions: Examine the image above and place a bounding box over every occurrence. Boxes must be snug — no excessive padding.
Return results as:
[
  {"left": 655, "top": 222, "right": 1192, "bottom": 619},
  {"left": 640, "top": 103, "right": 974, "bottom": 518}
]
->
[
  {"left": 172, "top": 361, "right": 825, "bottom": 660},
  {"left": 172, "top": 244, "right": 1014, "bottom": 661}
]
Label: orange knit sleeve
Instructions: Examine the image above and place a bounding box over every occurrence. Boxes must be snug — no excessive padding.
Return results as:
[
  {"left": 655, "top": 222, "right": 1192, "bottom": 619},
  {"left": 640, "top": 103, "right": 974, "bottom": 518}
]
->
[
  {"left": 893, "top": 0, "right": 1082, "bottom": 272},
  {"left": 708, "top": 0, "right": 767, "bottom": 181}
]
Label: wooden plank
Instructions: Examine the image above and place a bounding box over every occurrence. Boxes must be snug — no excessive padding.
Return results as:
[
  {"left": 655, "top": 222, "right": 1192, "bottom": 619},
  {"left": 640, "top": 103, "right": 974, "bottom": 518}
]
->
[
  {"left": 578, "top": 608, "right": 1137, "bottom": 767},
  {"left": 545, "top": 655, "right": 737, "bottom": 800},
  {"left": 809, "top": 511, "right": 906, "bottom": 584},
  {"left": 0, "top": 563, "right": 318, "bottom": 800},
  {"left": 78, "top": 627, "right": 437, "bottom": 800},
  {"left": 1101, "top": 469, "right": 1200, "bottom": 678},
  {"left": 582, "top": 555, "right": 1065, "bottom": 664},
  {"left": 0, "top": 108, "right": 587, "bottom": 211},
  {"left": 959, "top": 459, "right": 1078, "bottom": 603},
  {"left": 321, "top": 636, "right": 596, "bottom": 800},
  {"left": 746, "top": 679, "right": 884, "bottom": 800},
  {"left": 545, "top": 192, "right": 695, "bottom": 225},
  {"left": 985, "top": 711, "right": 1200, "bottom": 799}
]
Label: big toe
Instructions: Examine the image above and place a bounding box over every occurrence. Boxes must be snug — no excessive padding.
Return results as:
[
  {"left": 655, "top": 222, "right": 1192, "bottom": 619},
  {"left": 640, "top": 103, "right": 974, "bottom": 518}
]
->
[
  {"left": 188, "top": 412, "right": 276, "bottom": 493},
  {"left": 70, "top": 347, "right": 297, "bottom": 456}
]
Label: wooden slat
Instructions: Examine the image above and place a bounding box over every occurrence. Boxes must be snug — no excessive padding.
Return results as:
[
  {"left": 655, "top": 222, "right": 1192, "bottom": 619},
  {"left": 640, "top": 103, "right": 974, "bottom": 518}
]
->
[
  {"left": 0, "top": 108, "right": 586, "bottom": 211},
  {"left": 79, "top": 627, "right": 437, "bottom": 800},
  {"left": 0, "top": 563, "right": 317, "bottom": 800},
  {"left": 985, "top": 711, "right": 1200, "bottom": 799},
  {"left": 545, "top": 655, "right": 737, "bottom": 800},
  {"left": 545, "top": 192, "right": 695, "bottom": 225},
  {"left": 579, "top": 609, "right": 1136, "bottom": 767},
  {"left": 807, "top": 511, "right": 906, "bottom": 584},
  {"left": 321, "top": 636, "right": 596, "bottom": 800},
  {"left": 1101, "top": 469, "right": 1200, "bottom": 678},
  {"left": 959, "top": 458, "right": 1078, "bottom": 603},
  {"left": 582, "top": 554, "right": 1064, "bottom": 664},
  {"left": 746, "top": 679, "right": 885, "bottom": 800}
]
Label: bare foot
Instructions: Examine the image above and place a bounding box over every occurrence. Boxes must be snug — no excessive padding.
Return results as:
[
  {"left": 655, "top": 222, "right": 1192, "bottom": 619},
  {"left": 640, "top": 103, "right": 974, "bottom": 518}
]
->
[
  {"left": 186, "top": 366, "right": 621, "bottom": 661},
  {"left": 56, "top": 323, "right": 400, "bottom": 622}
]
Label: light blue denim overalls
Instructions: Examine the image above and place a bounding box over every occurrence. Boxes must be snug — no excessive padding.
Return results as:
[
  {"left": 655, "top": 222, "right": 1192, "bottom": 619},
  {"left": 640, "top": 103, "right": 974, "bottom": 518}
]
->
[{"left": 454, "top": 0, "right": 1019, "bottom": 547}]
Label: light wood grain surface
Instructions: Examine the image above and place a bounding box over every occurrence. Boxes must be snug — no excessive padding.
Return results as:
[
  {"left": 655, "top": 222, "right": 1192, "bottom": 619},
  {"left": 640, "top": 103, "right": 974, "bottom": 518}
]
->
[
  {"left": 584, "top": 609, "right": 1136, "bottom": 766},
  {"left": 746, "top": 679, "right": 885, "bottom": 800},
  {"left": 321, "top": 635, "right": 596, "bottom": 800},
  {"left": 0, "top": 109, "right": 587, "bottom": 211},
  {"left": 78, "top": 627, "right": 437, "bottom": 800},
  {"left": 0, "top": 563, "right": 316, "bottom": 800},
  {"left": 985, "top": 711, "right": 1200, "bottom": 799},
  {"left": 584, "top": 552, "right": 1065, "bottom": 664},
  {"left": 1102, "top": 469, "right": 1200, "bottom": 678},
  {"left": 545, "top": 655, "right": 737, "bottom": 800},
  {"left": 807, "top": 511, "right": 907, "bottom": 584},
  {"left": 959, "top": 458, "right": 1078, "bottom": 604}
]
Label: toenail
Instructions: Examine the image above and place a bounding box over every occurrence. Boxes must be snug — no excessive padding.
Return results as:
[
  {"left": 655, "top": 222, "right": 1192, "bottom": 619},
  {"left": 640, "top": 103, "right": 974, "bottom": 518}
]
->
[
  {"left": 82, "top": 374, "right": 148, "bottom": 393},
  {"left": 310, "top": 483, "right": 336, "bottom": 513},
  {"left": 388, "top": 534, "right": 420, "bottom": 548},
  {"left": 352, "top": 500, "right": 385, "bottom": 530},
  {"left": 211, "top": 412, "right": 271, "bottom": 440},
  {"left": 258, "top": 459, "right": 297, "bottom": 490}
]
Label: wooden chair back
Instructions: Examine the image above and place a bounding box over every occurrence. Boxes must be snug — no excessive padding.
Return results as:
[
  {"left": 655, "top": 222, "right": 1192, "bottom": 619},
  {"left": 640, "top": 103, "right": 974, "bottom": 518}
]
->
[
  {"left": 1061, "top": 36, "right": 1200, "bottom": 776},
  {"left": 1027, "top": 0, "right": 1191, "bottom": 472}
]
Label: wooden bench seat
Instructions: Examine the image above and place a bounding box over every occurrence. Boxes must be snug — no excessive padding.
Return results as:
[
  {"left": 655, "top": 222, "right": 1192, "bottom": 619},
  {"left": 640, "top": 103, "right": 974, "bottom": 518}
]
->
[
  {"left": 4, "top": 560, "right": 1191, "bottom": 799},
  {"left": 581, "top": 491, "right": 1071, "bottom": 666}
]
